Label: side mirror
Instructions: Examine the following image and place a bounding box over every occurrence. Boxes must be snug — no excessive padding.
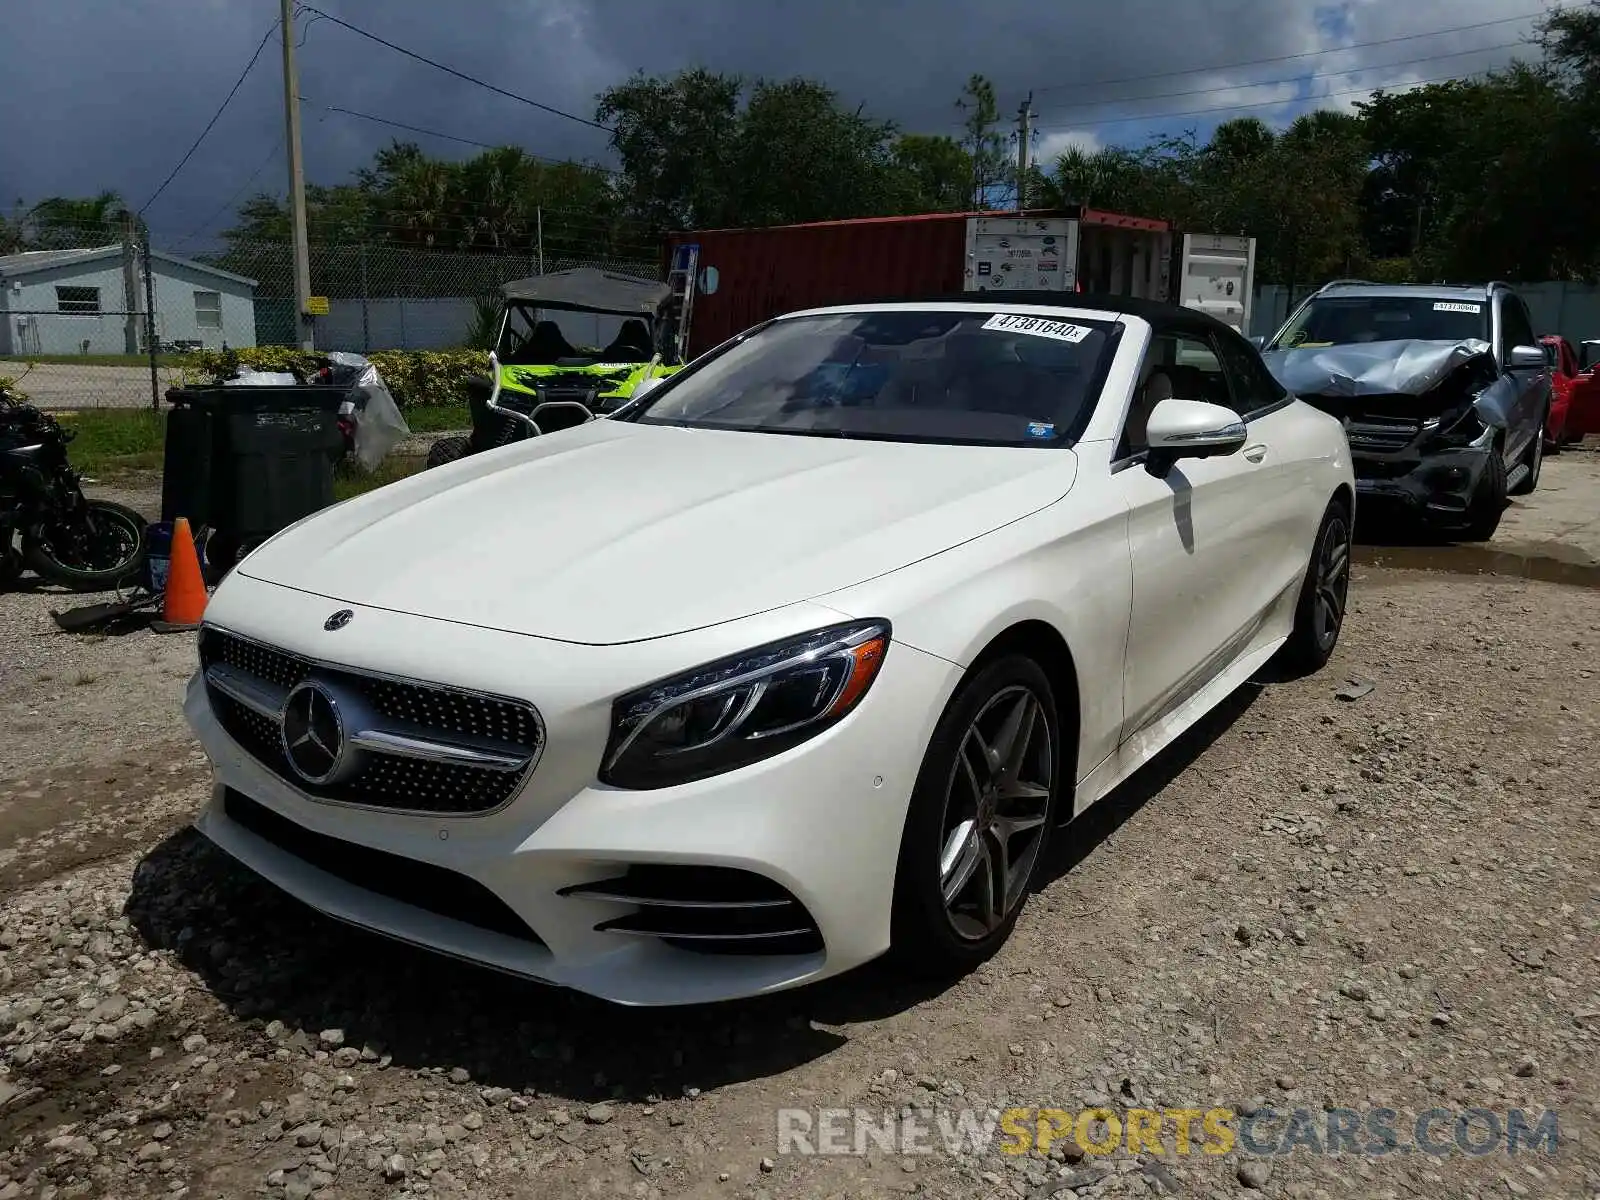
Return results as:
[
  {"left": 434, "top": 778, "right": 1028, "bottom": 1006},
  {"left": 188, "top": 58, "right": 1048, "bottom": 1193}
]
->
[
  {"left": 1508, "top": 344, "right": 1547, "bottom": 370},
  {"left": 1144, "top": 397, "right": 1247, "bottom": 473},
  {"left": 1249, "top": 334, "right": 1266, "bottom": 348}
]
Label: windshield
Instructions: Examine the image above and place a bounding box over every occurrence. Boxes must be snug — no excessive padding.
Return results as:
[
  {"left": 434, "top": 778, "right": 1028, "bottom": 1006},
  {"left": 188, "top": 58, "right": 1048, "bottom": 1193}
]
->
[
  {"left": 625, "top": 309, "right": 1117, "bottom": 446},
  {"left": 496, "top": 302, "right": 657, "bottom": 366},
  {"left": 1271, "top": 295, "right": 1488, "bottom": 350}
]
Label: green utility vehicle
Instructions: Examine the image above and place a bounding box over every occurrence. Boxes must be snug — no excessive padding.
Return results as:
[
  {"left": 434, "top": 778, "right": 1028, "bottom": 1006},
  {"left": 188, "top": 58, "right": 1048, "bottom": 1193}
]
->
[{"left": 427, "top": 267, "right": 690, "bottom": 468}]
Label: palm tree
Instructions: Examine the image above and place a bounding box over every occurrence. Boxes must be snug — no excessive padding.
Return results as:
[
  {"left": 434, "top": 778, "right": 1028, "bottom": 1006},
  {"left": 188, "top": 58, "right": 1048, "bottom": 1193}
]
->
[{"left": 383, "top": 160, "right": 458, "bottom": 248}]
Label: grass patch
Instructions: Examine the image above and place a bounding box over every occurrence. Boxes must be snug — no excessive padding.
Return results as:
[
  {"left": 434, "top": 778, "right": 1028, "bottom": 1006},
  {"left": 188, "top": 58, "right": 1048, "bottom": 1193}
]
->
[
  {"left": 53, "top": 408, "right": 166, "bottom": 475},
  {"left": 1, "top": 353, "right": 185, "bottom": 368},
  {"left": 401, "top": 404, "right": 469, "bottom": 432},
  {"left": 334, "top": 455, "right": 425, "bottom": 501}
]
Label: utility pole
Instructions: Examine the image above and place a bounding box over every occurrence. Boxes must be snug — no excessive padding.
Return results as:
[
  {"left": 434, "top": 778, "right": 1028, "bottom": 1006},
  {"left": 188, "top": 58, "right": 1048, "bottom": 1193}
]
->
[
  {"left": 1016, "top": 92, "right": 1035, "bottom": 213},
  {"left": 280, "top": 0, "right": 313, "bottom": 350},
  {"left": 120, "top": 209, "right": 140, "bottom": 356},
  {"left": 140, "top": 222, "right": 160, "bottom": 411}
]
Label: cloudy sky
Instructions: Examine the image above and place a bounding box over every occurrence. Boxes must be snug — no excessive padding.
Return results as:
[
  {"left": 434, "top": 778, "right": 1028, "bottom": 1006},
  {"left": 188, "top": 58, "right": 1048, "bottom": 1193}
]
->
[{"left": 0, "top": 0, "right": 1545, "bottom": 246}]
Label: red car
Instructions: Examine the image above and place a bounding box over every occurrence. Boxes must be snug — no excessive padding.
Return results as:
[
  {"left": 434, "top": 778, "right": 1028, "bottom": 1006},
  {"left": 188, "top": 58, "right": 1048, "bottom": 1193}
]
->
[
  {"left": 1537, "top": 335, "right": 1600, "bottom": 448},
  {"left": 1539, "top": 335, "right": 1578, "bottom": 449},
  {"left": 1572, "top": 340, "right": 1600, "bottom": 444}
]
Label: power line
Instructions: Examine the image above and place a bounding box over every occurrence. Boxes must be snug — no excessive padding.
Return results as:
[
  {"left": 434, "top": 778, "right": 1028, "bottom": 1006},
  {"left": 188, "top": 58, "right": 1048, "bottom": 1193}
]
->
[
  {"left": 138, "top": 19, "right": 280, "bottom": 214},
  {"left": 296, "top": 4, "right": 612, "bottom": 132},
  {"left": 1031, "top": 66, "right": 1495, "bottom": 133},
  {"left": 173, "top": 135, "right": 287, "bottom": 246},
  {"left": 1035, "top": 37, "right": 1523, "bottom": 117},
  {"left": 305, "top": 99, "right": 624, "bottom": 174},
  {"left": 1032, "top": 10, "right": 1544, "bottom": 95}
]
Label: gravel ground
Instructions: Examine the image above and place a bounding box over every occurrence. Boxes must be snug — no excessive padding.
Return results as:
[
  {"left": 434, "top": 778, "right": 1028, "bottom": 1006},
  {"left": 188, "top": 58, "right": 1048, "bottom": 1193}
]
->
[{"left": 2, "top": 534, "right": 1598, "bottom": 1198}]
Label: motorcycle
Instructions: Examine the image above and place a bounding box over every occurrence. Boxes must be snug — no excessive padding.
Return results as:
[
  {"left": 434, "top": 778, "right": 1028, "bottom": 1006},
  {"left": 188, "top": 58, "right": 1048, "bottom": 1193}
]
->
[{"left": 0, "top": 389, "right": 148, "bottom": 591}]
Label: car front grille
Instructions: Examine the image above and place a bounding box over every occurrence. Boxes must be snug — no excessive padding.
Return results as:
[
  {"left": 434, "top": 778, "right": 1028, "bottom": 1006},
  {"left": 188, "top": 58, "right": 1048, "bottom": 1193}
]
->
[
  {"left": 1345, "top": 416, "right": 1422, "bottom": 453},
  {"left": 559, "top": 865, "right": 824, "bottom": 956},
  {"left": 200, "top": 626, "right": 544, "bottom": 816},
  {"left": 222, "top": 789, "right": 545, "bottom": 945}
]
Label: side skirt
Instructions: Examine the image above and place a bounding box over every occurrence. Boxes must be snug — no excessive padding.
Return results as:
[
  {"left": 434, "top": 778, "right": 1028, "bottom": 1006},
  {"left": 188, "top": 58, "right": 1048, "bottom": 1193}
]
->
[{"left": 1070, "top": 632, "right": 1286, "bottom": 820}]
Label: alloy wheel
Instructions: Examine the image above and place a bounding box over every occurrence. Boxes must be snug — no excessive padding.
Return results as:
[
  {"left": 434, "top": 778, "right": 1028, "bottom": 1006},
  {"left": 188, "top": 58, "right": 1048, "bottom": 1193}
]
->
[
  {"left": 1314, "top": 514, "right": 1351, "bottom": 652},
  {"left": 937, "top": 685, "right": 1054, "bottom": 940}
]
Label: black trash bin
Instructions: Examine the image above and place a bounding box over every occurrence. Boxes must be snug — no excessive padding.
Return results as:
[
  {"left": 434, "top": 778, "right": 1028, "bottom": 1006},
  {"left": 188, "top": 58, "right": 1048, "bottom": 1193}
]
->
[{"left": 162, "top": 384, "right": 351, "bottom": 561}]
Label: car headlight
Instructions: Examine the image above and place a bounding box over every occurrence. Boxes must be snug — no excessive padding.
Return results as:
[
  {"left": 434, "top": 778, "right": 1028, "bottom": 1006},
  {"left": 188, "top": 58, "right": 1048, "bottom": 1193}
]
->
[
  {"left": 600, "top": 620, "right": 891, "bottom": 789},
  {"left": 1424, "top": 404, "right": 1490, "bottom": 450}
]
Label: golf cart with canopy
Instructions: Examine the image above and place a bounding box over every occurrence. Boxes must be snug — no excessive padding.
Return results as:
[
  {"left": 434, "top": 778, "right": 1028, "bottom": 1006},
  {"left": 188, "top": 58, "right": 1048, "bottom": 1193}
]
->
[{"left": 426, "top": 267, "right": 689, "bottom": 468}]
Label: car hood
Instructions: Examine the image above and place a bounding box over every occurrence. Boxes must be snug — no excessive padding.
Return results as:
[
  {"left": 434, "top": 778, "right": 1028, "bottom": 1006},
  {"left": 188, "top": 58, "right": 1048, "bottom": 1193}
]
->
[
  {"left": 1262, "top": 337, "right": 1495, "bottom": 398},
  {"left": 238, "top": 420, "right": 1078, "bottom": 644}
]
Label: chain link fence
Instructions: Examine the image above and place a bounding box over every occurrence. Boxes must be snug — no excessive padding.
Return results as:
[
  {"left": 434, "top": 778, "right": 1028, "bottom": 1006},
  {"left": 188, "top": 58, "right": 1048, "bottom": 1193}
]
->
[{"left": 2, "top": 219, "right": 660, "bottom": 409}]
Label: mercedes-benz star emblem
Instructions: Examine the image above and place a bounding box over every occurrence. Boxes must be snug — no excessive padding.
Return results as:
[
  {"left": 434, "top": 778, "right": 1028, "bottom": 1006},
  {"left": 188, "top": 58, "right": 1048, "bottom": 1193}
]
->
[
  {"left": 280, "top": 681, "right": 345, "bottom": 784},
  {"left": 324, "top": 609, "right": 354, "bottom": 631}
]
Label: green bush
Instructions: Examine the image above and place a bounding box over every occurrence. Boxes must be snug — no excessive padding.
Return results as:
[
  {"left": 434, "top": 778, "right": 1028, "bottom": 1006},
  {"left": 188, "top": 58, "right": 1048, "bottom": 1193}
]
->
[
  {"left": 0, "top": 364, "right": 34, "bottom": 403},
  {"left": 181, "top": 347, "right": 489, "bottom": 409}
]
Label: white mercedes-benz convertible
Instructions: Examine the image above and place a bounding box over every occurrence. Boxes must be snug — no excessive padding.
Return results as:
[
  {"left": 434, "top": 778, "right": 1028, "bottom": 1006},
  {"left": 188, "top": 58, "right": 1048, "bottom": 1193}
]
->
[{"left": 185, "top": 295, "right": 1354, "bottom": 1006}]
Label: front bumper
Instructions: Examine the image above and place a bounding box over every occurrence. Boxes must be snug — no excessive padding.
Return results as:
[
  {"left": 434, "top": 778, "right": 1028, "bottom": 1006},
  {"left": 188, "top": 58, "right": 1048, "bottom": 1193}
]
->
[
  {"left": 183, "top": 582, "right": 959, "bottom": 1006},
  {"left": 1351, "top": 444, "right": 1493, "bottom": 516}
]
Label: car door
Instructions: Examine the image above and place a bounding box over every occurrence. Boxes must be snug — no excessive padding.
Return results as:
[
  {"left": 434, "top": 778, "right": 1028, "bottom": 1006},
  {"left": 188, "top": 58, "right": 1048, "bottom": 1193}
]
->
[
  {"left": 1112, "top": 323, "right": 1282, "bottom": 747},
  {"left": 1497, "top": 293, "right": 1547, "bottom": 463},
  {"left": 1213, "top": 330, "right": 1320, "bottom": 597}
]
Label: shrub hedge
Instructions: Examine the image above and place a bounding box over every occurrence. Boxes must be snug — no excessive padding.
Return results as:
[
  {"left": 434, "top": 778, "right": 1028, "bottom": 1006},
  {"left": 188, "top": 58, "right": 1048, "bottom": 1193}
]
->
[{"left": 181, "top": 348, "right": 490, "bottom": 409}]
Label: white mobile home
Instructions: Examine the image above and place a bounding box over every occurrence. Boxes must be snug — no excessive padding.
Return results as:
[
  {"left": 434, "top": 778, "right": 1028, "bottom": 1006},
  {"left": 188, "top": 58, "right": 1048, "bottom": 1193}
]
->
[{"left": 0, "top": 245, "right": 257, "bottom": 356}]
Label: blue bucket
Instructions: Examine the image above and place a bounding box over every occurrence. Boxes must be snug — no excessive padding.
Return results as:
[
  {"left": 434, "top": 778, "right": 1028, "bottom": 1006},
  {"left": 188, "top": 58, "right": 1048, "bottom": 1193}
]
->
[{"left": 143, "top": 521, "right": 207, "bottom": 594}]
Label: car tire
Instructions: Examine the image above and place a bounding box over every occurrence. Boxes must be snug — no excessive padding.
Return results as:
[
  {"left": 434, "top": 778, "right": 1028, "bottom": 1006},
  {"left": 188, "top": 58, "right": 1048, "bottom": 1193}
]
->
[
  {"left": 425, "top": 435, "right": 472, "bottom": 470},
  {"left": 1462, "top": 446, "right": 1507, "bottom": 540},
  {"left": 1274, "top": 496, "right": 1352, "bottom": 677},
  {"left": 1510, "top": 417, "right": 1544, "bottom": 496},
  {"left": 890, "top": 654, "right": 1063, "bottom": 979}
]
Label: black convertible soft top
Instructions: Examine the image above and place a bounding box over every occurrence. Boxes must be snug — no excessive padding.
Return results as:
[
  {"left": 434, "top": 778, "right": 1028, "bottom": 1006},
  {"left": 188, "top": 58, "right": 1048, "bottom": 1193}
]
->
[{"left": 501, "top": 267, "right": 669, "bottom": 315}]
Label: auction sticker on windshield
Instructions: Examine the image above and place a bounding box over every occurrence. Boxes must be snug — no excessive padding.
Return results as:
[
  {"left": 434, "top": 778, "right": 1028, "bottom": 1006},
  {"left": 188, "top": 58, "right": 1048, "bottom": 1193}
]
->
[
  {"left": 982, "top": 314, "right": 1093, "bottom": 342},
  {"left": 1433, "top": 302, "right": 1482, "bottom": 314}
]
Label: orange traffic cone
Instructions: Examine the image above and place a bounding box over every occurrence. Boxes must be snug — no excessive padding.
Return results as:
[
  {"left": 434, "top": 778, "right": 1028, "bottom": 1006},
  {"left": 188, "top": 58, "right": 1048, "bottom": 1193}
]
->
[{"left": 152, "top": 517, "right": 208, "bottom": 633}]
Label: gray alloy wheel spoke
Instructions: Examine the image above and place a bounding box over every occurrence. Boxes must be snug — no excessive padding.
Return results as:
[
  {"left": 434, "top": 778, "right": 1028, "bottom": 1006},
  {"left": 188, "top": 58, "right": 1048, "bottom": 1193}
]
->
[
  {"left": 965, "top": 725, "right": 1000, "bottom": 777},
  {"left": 940, "top": 820, "right": 982, "bottom": 904},
  {"left": 998, "top": 779, "right": 1050, "bottom": 804},
  {"left": 993, "top": 693, "right": 1037, "bottom": 784},
  {"left": 976, "top": 833, "right": 1001, "bottom": 929},
  {"left": 1322, "top": 538, "right": 1349, "bottom": 589},
  {"left": 958, "top": 736, "right": 988, "bottom": 798},
  {"left": 992, "top": 810, "right": 1047, "bottom": 841}
]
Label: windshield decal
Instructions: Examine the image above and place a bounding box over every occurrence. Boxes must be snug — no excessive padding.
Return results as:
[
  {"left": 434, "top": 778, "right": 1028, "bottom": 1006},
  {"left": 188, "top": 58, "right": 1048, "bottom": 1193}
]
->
[
  {"left": 1432, "top": 302, "right": 1482, "bottom": 314},
  {"left": 1026, "top": 421, "right": 1055, "bottom": 439},
  {"left": 981, "top": 313, "right": 1092, "bottom": 343}
]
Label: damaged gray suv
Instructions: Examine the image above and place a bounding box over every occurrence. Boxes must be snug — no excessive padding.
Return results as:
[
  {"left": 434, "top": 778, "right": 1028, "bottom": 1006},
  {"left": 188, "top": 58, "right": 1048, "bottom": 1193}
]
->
[{"left": 1260, "top": 281, "right": 1550, "bottom": 540}]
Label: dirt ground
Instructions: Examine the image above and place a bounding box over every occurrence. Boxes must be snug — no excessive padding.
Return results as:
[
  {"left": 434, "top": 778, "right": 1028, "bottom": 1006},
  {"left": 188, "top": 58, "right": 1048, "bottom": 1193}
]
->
[{"left": 1, "top": 456, "right": 1597, "bottom": 1200}]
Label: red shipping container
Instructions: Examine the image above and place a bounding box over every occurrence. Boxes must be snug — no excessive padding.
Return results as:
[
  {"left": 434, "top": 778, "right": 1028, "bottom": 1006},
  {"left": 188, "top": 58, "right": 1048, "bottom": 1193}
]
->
[{"left": 663, "top": 207, "right": 1174, "bottom": 360}]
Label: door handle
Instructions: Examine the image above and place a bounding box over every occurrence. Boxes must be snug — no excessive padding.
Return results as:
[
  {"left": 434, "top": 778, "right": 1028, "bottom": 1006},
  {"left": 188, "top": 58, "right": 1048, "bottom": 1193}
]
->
[{"left": 1243, "top": 443, "right": 1268, "bottom": 463}]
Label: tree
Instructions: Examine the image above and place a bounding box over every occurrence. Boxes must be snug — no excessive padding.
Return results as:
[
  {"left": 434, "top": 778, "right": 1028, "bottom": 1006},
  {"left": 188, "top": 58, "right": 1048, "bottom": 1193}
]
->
[
  {"left": 596, "top": 68, "right": 743, "bottom": 230},
  {"left": 956, "top": 75, "right": 1010, "bottom": 208},
  {"left": 0, "top": 215, "right": 25, "bottom": 255},
  {"left": 733, "top": 78, "right": 904, "bottom": 225},
  {"left": 1046, "top": 145, "right": 1162, "bottom": 212},
  {"left": 27, "top": 190, "right": 127, "bottom": 248},
  {"left": 890, "top": 134, "right": 973, "bottom": 212}
]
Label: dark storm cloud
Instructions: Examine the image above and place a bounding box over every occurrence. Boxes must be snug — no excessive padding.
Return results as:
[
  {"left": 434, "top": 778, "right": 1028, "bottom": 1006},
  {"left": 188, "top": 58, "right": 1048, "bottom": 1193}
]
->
[{"left": 0, "top": 0, "right": 1531, "bottom": 241}]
